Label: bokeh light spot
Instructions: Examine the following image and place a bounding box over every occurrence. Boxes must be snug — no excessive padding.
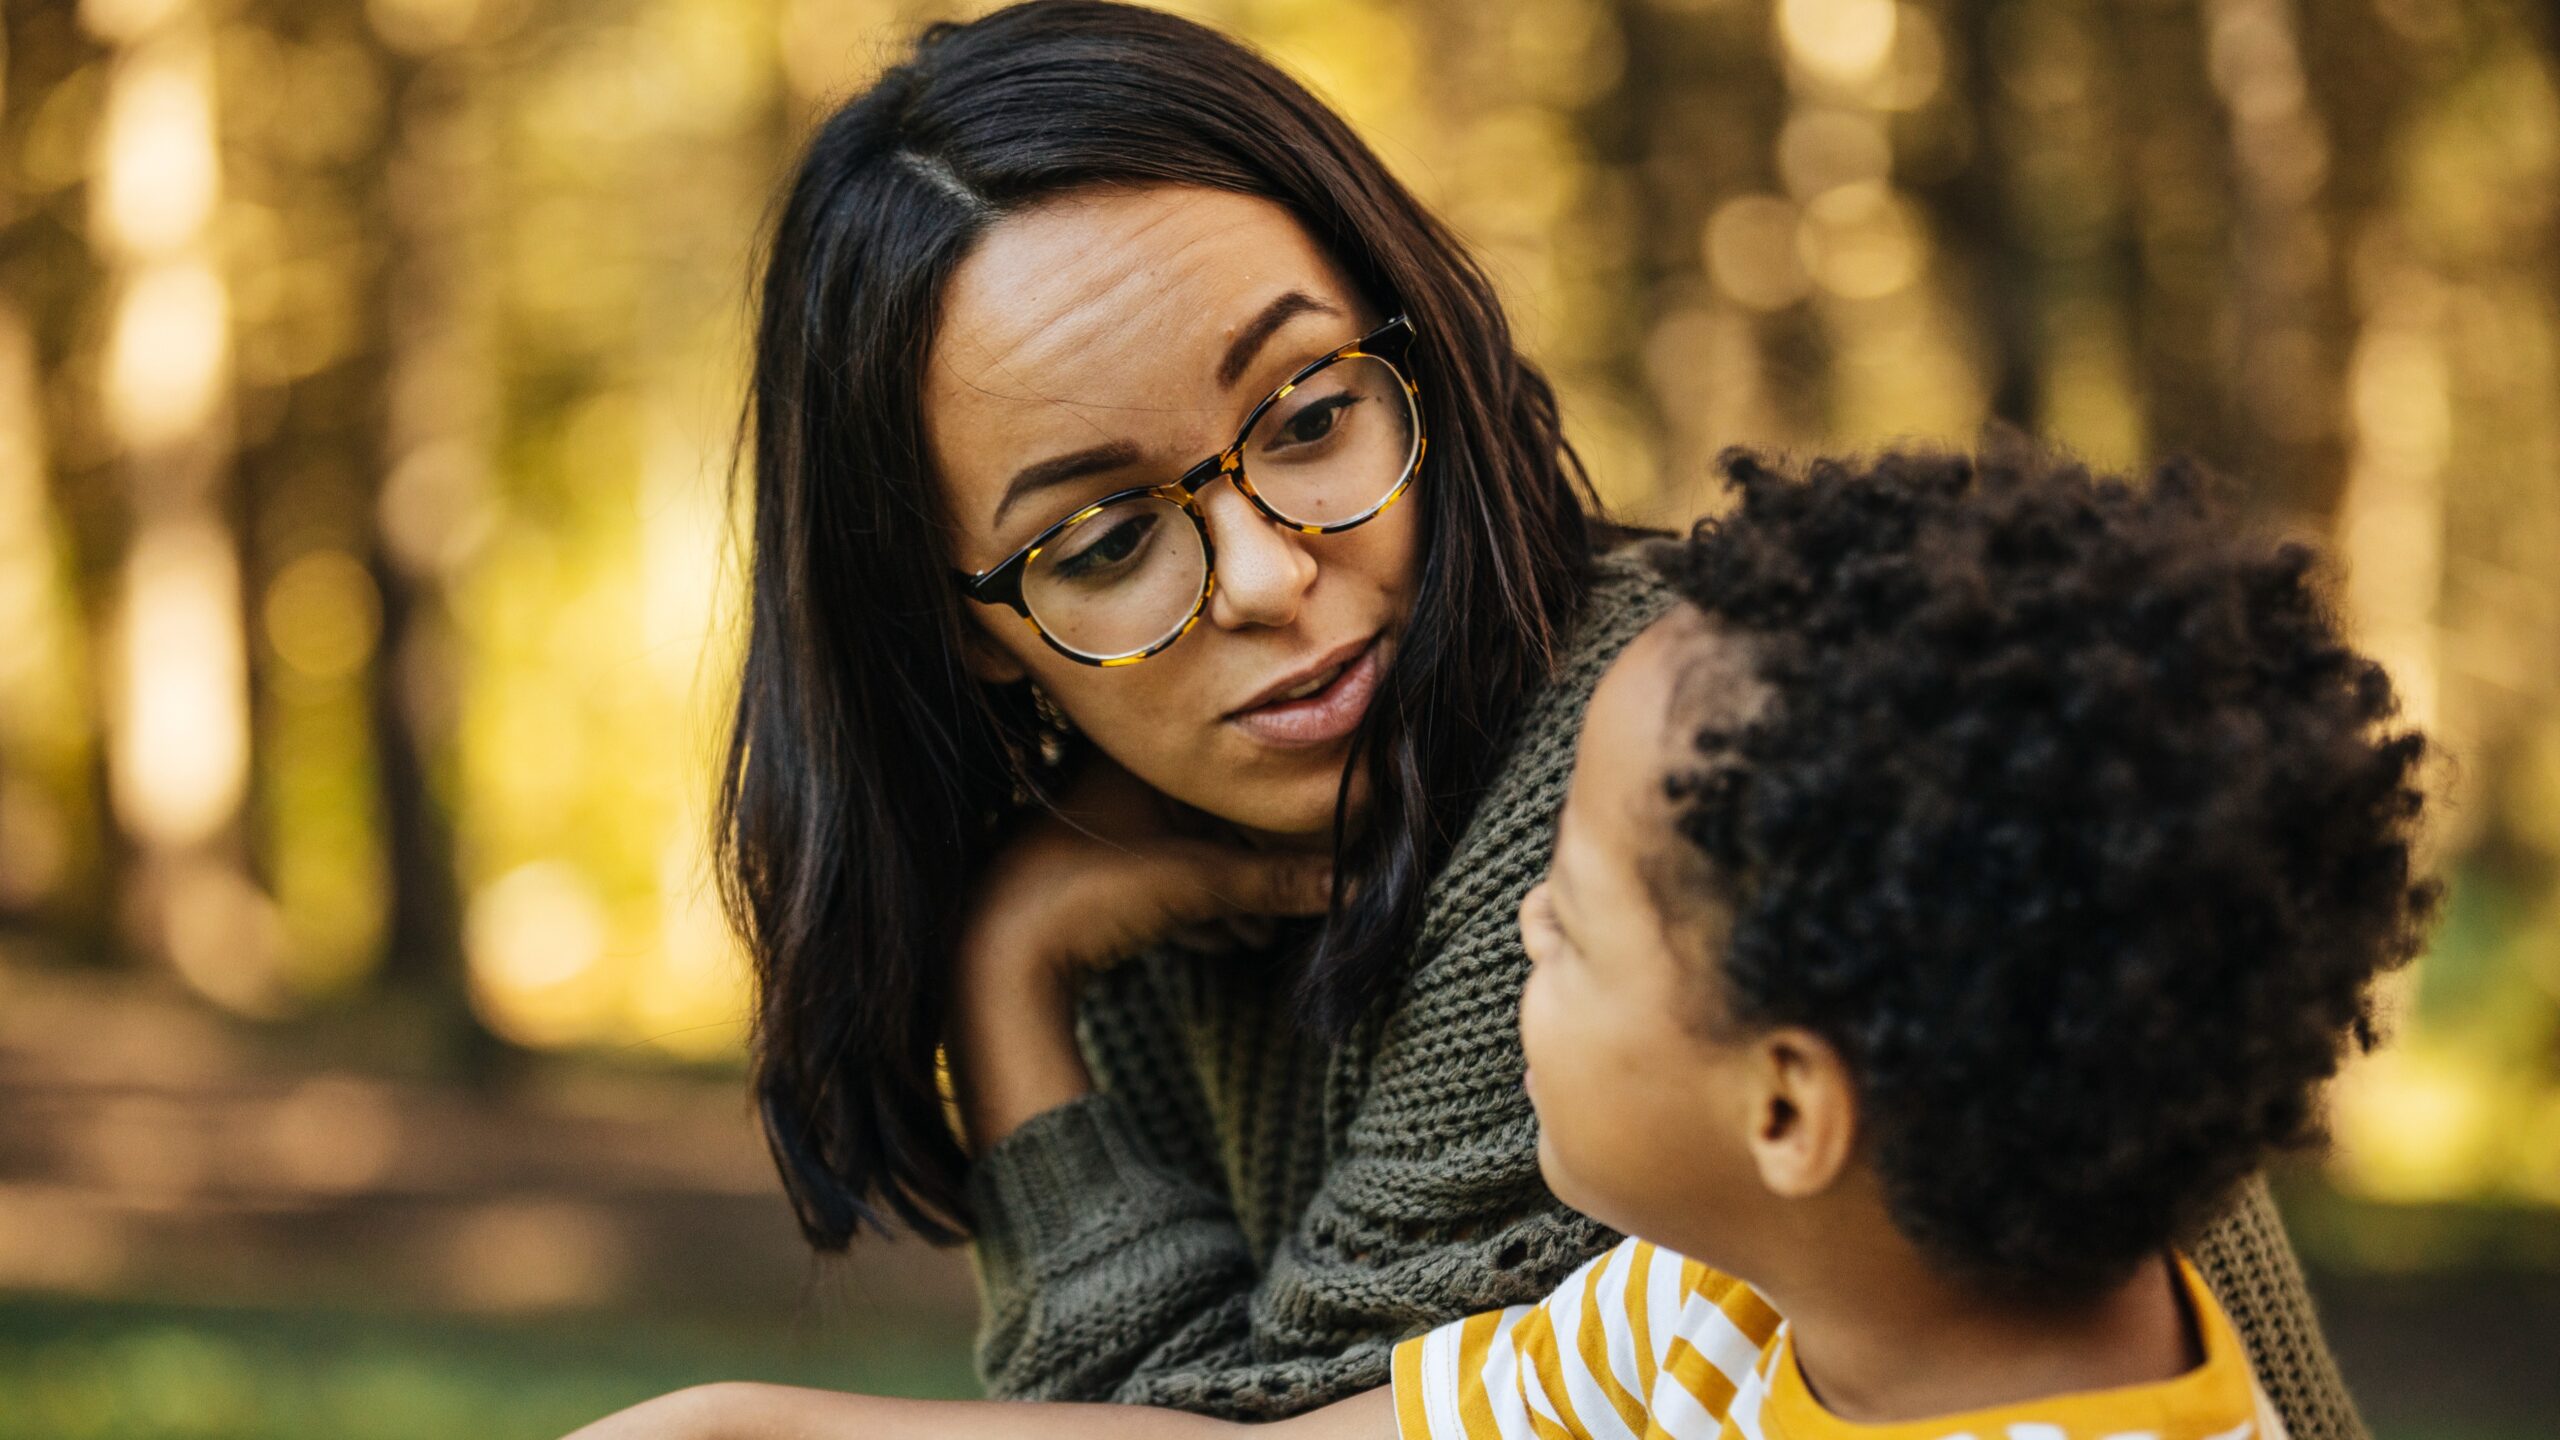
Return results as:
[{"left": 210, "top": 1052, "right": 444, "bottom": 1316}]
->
[
  {"left": 264, "top": 550, "right": 383, "bottom": 681},
  {"left": 1798, "top": 181, "right": 1928, "bottom": 299},
  {"left": 465, "top": 860, "right": 616, "bottom": 1047},
  {"left": 1705, "top": 194, "right": 1813, "bottom": 311},
  {"left": 1779, "top": 0, "right": 1897, "bottom": 90}
]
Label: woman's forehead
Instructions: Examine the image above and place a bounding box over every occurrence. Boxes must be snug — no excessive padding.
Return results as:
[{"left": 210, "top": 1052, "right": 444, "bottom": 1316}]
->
[
  {"left": 923, "top": 184, "right": 1362, "bottom": 533},
  {"left": 932, "top": 187, "right": 1348, "bottom": 404}
]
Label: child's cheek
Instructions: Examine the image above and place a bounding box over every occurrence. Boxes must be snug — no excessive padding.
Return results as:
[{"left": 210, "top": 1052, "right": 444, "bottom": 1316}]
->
[
  {"left": 1521, "top": 964, "right": 1580, "bottom": 1115},
  {"left": 1516, "top": 965, "right": 1549, "bottom": 1093},
  {"left": 1517, "top": 963, "right": 1582, "bottom": 1123}
]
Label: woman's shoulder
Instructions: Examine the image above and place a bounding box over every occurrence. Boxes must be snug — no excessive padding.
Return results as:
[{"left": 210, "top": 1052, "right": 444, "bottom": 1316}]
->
[
  {"left": 1345, "top": 532, "right": 1687, "bottom": 1160},
  {"left": 1409, "top": 533, "right": 1685, "bottom": 939},
  {"left": 1517, "top": 530, "right": 1686, "bottom": 757},
  {"left": 1572, "top": 530, "right": 1686, "bottom": 664}
]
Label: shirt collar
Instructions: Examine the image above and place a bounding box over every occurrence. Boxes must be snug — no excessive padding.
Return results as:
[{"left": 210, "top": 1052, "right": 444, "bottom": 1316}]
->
[{"left": 1758, "top": 1253, "right": 2265, "bottom": 1440}]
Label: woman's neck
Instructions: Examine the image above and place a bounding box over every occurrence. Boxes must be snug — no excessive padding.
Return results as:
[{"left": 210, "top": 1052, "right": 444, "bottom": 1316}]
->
[{"left": 1218, "top": 815, "right": 1329, "bottom": 853}]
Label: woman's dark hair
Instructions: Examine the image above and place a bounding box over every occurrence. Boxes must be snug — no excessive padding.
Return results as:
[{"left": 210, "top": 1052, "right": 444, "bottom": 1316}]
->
[
  {"left": 1651, "top": 444, "right": 2436, "bottom": 1298},
  {"left": 720, "top": 0, "right": 1604, "bottom": 1248}
]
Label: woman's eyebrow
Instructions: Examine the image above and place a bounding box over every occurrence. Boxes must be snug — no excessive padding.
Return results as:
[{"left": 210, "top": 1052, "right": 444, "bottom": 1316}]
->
[
  {"left": 993, "top": 438, "right": 1146, "bottom": 530},
  {"left": 989, "top": 291, "right": 1345, "bottom": 532},
  {"left": 1217, "top": 290, "right": 1341, "bottom": 389}
]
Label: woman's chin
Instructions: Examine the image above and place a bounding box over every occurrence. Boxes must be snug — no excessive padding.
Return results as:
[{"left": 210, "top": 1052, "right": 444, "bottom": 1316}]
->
[{"left": 1197, "top": 752, "right": 1371, "bottom": 848}]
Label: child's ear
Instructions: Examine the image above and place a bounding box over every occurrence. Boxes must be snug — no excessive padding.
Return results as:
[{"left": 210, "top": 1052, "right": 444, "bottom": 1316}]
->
[{"left": 1743, "top": 1028, "right": 1857, "bottom": 1199}]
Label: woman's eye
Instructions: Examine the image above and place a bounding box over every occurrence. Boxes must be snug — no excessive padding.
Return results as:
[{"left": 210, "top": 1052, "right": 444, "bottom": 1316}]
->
[
  {"left": 1274, "top": 393, "right": 1359, "bottom": 448},
  {"left": 1054, "top": 512, "right": 1157, "bottom": 581}
]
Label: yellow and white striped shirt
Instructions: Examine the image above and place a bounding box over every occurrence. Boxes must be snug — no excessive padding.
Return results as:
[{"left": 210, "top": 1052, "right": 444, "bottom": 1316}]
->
[{"left": 1391, "top": 1239, "right": 2286, "bottom": 1440}]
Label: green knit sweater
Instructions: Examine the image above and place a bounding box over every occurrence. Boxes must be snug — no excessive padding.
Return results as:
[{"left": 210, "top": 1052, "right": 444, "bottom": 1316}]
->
[{"left": 963, "top": 541, "right": 2369, "bottom": 1437}]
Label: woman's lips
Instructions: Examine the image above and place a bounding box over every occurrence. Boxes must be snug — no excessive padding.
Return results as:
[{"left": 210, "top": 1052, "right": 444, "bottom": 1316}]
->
[{"left": 1226, "top": 636, "right": 1385, "bottom": 748}]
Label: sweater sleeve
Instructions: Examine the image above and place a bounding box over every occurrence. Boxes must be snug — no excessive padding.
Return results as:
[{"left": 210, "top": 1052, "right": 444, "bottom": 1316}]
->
[
  {"left": 964, "top": 954, "right": 1262, "bottom": 1403},
  {"left": 2191, "top": 1174, "right": 2372, "bottom": 1440}
]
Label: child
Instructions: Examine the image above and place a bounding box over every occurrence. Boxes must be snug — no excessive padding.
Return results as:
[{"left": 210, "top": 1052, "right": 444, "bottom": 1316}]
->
[{"left": 566, "top": 444, "right": 2432, "bottom": 1440}]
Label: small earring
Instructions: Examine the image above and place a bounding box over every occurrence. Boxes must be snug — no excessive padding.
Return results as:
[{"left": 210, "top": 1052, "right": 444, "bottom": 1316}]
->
[
  {"left": 1031, "top": 684, "right": 1074, "bottom": 735},
  {"left": 1029, "top": 683, "right": 1075, "bottom": 767}
]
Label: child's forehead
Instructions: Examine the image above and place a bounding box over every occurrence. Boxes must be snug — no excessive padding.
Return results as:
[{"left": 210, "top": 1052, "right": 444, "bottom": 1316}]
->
[
  {"left": 1586, "top": 608, "right": 1763, "bottom": 760},
  {"left": 1560, "top": 609, "right": 1770, "bottom": 924},
  {"left": 1661, "top": 613, "right": 1770, "bottom": 740},
  {"left": 1568, "top": 610, "right": 1762, "bottom": 849}
]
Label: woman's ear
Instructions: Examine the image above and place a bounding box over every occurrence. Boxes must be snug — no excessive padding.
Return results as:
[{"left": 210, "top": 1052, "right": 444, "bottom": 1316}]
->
[
  {"left": 960, "top": 620, "right": 1030, "bottom": 685},
  {"left": 1743, "top": 1028, "right": 1857, "bottom": 1200}
]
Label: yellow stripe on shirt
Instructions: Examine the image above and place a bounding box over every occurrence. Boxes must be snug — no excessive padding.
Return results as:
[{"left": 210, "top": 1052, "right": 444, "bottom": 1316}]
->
[
  {"left": 1576, "top": 1245, "right": 1651, "bottom": 1436},
  {"left": 1453, "top": 1308, "right": 1510, "bottom": 1440},
  {"left": 1514, "top": 1297, "right": 1589, "bottom": 1438},
  {"left": 1625, "top": 1241, "right": 1660, "bottom": 1400}
]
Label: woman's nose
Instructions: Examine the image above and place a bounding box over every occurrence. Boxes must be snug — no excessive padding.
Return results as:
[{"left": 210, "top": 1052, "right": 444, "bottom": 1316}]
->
[{"left": 1198, "top": 479, "right": 1317, "bottom": 631}]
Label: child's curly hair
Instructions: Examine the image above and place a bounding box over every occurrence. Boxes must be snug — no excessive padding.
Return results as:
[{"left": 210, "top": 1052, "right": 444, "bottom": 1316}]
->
[{"left": 1651, "top": 441, "right": 2437, "bottom": 1300}]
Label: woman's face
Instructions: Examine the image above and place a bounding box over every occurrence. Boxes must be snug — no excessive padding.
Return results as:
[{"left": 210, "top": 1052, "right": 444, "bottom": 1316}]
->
[{"left": 926, "top": 184, "right": 1422, "bottom": 845}]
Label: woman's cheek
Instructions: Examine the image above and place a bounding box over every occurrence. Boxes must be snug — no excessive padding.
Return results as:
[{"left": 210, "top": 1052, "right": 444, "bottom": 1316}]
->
[{"left": 1054, "top": 674, "right": 1207, "bottom": 795}]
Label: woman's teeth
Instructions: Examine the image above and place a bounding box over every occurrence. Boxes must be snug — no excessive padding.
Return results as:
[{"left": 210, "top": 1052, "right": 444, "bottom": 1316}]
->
[{"left": 1275, "top": 664, "right": 1344, "bottom": 703}]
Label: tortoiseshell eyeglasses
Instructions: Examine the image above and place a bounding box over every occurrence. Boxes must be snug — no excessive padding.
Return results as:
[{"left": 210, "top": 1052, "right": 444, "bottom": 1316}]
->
[{"left": 954, "top": 315, "right": 1424, "bottom": 667}]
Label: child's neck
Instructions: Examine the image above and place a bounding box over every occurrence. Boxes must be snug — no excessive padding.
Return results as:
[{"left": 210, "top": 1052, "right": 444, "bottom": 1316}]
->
[{"left": 1771, "top": 1243, "right": 2199, "bottom": 1425}]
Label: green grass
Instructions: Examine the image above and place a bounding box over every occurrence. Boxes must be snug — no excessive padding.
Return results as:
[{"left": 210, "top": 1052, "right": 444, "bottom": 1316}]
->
[{"left": 0, "top": 1294, "right": 979, "bottom": 1440}]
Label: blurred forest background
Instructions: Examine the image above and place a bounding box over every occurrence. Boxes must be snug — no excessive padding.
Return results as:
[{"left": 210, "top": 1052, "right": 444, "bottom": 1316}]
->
[{"left": 1, "top": 0, "right": 2555, "bottom": 1435}]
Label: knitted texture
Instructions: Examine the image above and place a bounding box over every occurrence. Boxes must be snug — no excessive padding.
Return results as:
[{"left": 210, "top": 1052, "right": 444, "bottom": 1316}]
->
[
  {"left": 964, "top": 540, "right": 2369, "bottom": 1439},
  {"left": 2193, "top": 1174, "right": 2372, "bottom": 1440}
]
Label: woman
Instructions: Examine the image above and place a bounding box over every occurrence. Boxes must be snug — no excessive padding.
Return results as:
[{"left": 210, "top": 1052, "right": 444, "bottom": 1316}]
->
[{"left": 720, "top": 2, "right": 2368, "bottom": 1435}]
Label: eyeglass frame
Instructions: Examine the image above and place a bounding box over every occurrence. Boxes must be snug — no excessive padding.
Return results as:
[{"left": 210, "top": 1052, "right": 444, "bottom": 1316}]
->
[{"left": 952, "top": 314, "right": 1426, "bottom": 668}]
